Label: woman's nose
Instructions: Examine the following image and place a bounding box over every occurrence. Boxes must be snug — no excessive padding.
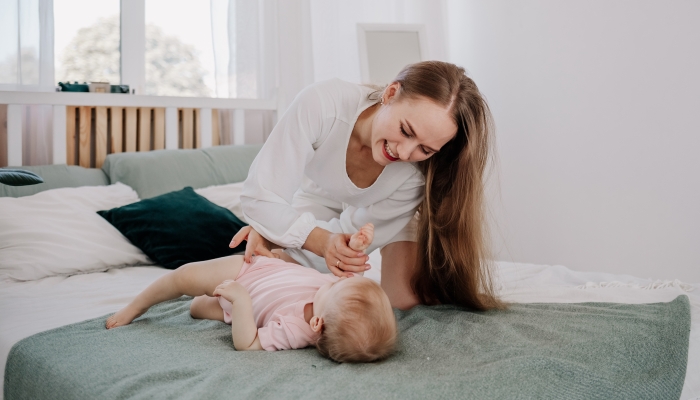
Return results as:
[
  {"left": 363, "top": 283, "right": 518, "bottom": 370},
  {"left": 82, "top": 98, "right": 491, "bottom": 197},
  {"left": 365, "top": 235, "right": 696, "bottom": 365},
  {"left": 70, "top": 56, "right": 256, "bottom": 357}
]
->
[{"left": 396, "top": 141, "right": 417, "bottom": 161}]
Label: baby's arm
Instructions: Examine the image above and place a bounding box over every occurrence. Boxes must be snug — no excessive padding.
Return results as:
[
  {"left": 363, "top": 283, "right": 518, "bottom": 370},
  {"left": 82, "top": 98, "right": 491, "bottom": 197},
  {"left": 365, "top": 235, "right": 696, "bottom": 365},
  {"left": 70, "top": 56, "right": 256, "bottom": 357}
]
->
[{"left": 213, "top": 280, "right": 263, "bottom": 351}]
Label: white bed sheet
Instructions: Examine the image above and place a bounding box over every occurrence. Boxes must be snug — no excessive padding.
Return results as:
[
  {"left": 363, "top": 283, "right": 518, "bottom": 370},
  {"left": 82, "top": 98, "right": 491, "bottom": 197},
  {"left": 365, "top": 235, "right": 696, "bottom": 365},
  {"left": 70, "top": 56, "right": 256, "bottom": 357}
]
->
[{"left": 1, "top": 259, "right": 698, "bottom": 399}]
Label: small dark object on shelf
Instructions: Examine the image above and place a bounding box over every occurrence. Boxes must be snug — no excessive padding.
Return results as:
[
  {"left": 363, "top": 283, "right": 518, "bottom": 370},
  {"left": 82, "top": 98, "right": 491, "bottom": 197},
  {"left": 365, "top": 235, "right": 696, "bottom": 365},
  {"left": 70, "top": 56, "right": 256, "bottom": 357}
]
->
[
  {"left": 110, "top": 85, "right": 130, "bottom": 94},
  {"left": 0, "top": 169, "right": 44, "bottom": 186},
  {"left": 58, "top": 82, "right": 89, "bottom": 92},
  {"left": 58, "top": 82, "right": 130, "bottom": 94}
]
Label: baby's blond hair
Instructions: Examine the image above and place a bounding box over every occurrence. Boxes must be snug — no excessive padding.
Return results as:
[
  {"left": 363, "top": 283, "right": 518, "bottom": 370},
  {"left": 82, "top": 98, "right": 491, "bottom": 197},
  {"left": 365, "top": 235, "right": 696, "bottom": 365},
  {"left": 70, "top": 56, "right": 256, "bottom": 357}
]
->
[{"left": 315, "top": 279, "right": 396, "bottom": 363}]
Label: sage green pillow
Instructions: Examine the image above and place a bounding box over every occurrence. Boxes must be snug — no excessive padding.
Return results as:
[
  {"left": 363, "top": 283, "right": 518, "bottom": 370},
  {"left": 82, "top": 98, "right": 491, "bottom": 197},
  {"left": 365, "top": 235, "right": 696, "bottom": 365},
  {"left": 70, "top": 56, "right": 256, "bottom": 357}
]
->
[
  {"left": 98, "top": 187, "right": 247, "bottom": 270},
  {"left": 0, "top": 165, "right": 108, "bottom": 198},
  {"left": 101, "top": 145, "right": 261, "bottom": 199}
]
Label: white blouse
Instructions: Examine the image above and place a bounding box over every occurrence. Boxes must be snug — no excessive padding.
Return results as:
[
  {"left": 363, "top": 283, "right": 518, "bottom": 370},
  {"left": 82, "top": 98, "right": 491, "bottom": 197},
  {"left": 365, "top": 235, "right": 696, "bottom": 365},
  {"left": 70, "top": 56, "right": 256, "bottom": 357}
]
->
[{"left": 241, "top": 78, "right": 424, "bottom": 271}]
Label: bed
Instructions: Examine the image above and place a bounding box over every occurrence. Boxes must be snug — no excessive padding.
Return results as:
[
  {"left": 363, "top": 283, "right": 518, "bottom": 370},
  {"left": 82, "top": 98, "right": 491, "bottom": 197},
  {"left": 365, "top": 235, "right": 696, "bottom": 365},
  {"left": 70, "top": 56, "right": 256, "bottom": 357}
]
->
[{"left": 1, "top": 145, "right": 698, "bottom": 399}]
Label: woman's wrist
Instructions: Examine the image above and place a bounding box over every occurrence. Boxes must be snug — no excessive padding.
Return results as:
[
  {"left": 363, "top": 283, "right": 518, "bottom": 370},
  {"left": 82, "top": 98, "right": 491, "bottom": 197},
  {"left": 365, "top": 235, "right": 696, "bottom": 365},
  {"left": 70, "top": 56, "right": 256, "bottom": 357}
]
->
[{"left": 302, "top": 227, "right": 331, "bottom": 258}]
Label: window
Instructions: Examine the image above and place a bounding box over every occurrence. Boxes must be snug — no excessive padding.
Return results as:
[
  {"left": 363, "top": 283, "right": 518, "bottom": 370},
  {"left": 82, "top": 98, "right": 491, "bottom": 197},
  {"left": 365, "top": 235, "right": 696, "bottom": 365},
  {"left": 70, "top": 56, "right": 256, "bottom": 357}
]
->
[
  {"left": 54, "top": 0, "right": 121, "bottom": 85},
  {"left": 0, "top": 0, "right": 40, "bottom": 85},
  {"left": 144, "top": 0, "right": 216, "bottom": 97}
]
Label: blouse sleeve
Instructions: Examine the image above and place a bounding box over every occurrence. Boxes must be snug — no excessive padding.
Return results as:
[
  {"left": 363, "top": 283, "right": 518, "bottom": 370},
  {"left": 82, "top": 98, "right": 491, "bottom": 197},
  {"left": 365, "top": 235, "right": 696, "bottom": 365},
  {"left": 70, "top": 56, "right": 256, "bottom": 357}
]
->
[
  {"left": 315, "top": 168, "right": 424, "bottom": 254},
  {"left": 240, "top": 84, "right": 328, "bottom": 248},
  {"left": 257, "top": 316, "right": 316, "bottom": 351}
]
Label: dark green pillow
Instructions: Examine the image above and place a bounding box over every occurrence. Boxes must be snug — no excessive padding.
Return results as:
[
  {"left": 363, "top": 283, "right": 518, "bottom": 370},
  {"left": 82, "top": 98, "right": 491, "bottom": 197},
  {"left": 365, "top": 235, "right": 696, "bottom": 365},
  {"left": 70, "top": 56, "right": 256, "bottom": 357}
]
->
[{"left": 98, "top": 187, "right": 247, "bottom": 269}]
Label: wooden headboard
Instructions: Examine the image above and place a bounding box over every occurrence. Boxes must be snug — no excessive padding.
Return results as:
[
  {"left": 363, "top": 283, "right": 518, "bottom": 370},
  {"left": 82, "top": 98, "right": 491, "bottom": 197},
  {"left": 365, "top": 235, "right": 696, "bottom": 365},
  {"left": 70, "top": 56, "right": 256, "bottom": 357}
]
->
[{"left": 0, "top": 92, "right": 279, "bottom": 168}]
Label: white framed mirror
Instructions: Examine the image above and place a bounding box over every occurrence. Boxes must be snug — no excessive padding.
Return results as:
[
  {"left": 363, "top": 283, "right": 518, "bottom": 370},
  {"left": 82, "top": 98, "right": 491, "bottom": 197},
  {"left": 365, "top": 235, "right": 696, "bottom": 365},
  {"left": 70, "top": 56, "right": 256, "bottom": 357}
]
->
[{"left": 357, "top": 24, "right": 428, "bottom": 85}]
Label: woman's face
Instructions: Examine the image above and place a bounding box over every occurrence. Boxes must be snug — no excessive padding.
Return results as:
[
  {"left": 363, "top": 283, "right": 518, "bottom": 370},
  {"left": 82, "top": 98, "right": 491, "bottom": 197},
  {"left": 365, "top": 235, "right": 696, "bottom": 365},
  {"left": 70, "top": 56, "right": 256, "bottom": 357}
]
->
[{"left": 370, "top": 83, "right": 458, "bottom": 166}]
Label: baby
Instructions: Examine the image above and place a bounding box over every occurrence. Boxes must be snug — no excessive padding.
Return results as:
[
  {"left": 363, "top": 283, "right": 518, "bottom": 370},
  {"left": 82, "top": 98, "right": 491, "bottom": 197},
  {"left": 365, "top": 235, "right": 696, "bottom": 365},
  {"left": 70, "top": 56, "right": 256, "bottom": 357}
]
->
[{"left": 106, "top": 223, "right": 396, "bottom": 363}]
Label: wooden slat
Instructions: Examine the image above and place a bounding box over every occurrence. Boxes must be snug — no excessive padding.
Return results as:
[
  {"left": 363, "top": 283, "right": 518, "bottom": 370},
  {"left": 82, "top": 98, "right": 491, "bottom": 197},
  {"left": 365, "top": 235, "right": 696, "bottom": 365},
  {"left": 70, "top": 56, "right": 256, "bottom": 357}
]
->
[
  {"left": 124, "top": 107, "right": 137, "bottom": 152},
  {"left": 110, "top": 107, "right": 123, "bottom": 153},
  {"left": 78, "top": 106, "right": 91, "bottom": 168},
  {"left": 153, "top": 108, "right": 165, "bottom": 150},
  {"left": 194, "top": 108, "right": 201, "bottom": 148},
  {"left": 66, "top": 107, "right": 76, "bottom": 165},
  {"left": 212, "top": 109, "right": 220, "bottom": 147},
  {"left": 0, "top": 105, "right": 8, "bottom": 167},
  {"left": 95, "top": 106, "right": 107, "bottom": 168},
  {"left": 181, "top": 108, "right": 193, "bottom": 149},
  {"left": 138, "top": 107, "right": 151, "bottom": 151}
]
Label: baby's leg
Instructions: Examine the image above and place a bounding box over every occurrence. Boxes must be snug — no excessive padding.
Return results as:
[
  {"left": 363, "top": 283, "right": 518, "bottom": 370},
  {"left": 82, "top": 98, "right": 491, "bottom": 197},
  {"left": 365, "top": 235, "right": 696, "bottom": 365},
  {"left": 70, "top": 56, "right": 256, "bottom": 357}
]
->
[
  {"left": 106, "top": 255, "right": 244, "bottom": 329},
  {"left": 190, "top": 296, "right": 226, "bottom": 321},
  {"left": 348, "top": 223, "right": 374, "bottom": 252}
]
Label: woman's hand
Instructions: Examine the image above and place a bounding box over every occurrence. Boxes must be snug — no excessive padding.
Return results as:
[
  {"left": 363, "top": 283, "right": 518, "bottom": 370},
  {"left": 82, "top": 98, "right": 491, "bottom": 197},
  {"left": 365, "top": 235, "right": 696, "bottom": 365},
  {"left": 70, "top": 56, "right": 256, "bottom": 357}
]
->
[
  {"left": 230, "top": 226, "right": 275, "bottom": 263},
  {"left": 304, "top": 228, "right": 370, "bottom": 278}
]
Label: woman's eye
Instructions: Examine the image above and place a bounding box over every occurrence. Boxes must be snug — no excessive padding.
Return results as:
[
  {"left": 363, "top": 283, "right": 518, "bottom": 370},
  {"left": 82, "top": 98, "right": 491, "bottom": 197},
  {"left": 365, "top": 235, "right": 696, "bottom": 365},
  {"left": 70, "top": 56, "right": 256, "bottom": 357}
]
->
[
  {"left": 420, "top": 146, "right": 431, "bottom": 155},
  {"left": 400, "top": 125, "right": 410, "bottom": 138}
]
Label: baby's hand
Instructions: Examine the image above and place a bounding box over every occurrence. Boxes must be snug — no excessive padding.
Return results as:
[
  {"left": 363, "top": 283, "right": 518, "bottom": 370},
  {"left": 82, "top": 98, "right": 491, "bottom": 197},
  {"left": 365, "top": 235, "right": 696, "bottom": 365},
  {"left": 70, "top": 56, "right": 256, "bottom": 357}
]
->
[
  {"left": 213, "top": 280, "right": 247, "bottom": 303},
  {"left": 348, "top": 223, "right": 374, "bottom": 252}
]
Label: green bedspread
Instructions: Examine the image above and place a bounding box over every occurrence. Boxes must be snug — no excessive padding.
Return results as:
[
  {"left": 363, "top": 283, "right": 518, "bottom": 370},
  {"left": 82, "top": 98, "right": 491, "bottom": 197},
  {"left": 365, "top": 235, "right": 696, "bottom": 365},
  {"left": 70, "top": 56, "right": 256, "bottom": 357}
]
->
[{"left": 5, "top": 296, "right": 690, "bottom": 400}]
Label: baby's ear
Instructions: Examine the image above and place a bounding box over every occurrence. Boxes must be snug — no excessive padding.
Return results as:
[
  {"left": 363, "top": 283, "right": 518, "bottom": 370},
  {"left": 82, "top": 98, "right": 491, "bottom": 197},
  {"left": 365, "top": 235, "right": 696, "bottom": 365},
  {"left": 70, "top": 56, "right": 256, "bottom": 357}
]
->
[{"left": 309, "top": 316, "right": 324, "bottom": 333}]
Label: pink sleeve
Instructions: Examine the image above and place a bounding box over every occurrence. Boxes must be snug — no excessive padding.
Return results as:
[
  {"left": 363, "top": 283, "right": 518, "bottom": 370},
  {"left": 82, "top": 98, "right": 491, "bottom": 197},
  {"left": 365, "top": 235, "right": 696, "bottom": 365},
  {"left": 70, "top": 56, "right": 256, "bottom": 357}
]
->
[{"left": 258, "top": 316, "right": 316, "bottom": 351}]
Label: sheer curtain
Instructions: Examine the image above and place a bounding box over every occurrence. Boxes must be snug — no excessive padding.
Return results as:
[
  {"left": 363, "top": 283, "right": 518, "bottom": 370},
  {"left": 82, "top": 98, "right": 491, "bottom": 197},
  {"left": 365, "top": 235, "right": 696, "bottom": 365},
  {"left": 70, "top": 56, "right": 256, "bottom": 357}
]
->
[
  {"left": 210, "top": 0, "right": 316, "bottom": 144},
  {"left": 209, "top": 0, "right": 448, "bottom": 144},
  {"left": 0, "top": 0, "right": 55, "bottom": 165}
]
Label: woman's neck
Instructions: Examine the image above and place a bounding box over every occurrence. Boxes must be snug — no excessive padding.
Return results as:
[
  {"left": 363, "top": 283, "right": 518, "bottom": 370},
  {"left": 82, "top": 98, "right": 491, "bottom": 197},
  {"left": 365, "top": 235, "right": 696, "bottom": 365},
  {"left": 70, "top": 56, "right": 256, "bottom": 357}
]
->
[{"left": 351, "top": 103, "right": 379, "bottom": 149}]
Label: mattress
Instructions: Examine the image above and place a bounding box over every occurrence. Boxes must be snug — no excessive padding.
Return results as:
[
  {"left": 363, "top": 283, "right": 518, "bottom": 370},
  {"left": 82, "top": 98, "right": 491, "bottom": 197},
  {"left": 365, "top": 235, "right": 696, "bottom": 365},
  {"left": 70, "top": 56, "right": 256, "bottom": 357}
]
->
[{"left": 1, "top": 257, "right": 698, "bottom": 399}]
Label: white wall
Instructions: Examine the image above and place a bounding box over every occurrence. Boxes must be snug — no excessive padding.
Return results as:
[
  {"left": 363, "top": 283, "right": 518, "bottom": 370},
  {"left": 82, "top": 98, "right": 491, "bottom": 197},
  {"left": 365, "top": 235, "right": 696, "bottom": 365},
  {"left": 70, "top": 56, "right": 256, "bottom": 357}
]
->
[
  {"left": 446, "top": 0, "right": 700, "bottom": 281},
  {"left": 309, "top": 0, "right": 447, "bottom": 83}
]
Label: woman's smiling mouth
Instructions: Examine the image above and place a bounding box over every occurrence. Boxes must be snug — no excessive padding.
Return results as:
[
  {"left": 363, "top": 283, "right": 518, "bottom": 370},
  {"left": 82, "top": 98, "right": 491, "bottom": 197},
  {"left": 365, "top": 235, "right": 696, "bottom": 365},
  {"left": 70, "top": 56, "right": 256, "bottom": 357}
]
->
[{"left": 383, "top": 141, "right": 399, "bottom": 161}]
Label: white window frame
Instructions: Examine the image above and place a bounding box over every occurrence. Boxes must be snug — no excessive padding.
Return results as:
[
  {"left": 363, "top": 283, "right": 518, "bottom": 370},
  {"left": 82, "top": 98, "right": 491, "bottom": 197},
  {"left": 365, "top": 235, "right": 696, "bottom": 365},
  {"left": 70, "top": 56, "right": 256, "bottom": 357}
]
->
[{"left": 120, "top": 0, "right": 146, "bottom": 94}]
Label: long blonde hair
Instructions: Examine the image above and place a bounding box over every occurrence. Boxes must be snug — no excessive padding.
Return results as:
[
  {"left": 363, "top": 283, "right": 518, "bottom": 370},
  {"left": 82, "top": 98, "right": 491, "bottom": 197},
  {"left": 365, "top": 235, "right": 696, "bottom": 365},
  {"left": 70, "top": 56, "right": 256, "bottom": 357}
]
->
[{"left": 389, "top": 61, "right": 504, "bottom": 311}]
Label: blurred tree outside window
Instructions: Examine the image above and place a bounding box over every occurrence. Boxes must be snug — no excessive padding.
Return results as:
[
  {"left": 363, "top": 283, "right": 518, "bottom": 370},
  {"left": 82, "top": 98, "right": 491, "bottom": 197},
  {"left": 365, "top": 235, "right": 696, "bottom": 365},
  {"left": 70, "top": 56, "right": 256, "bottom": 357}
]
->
[
  {"left": 54, "top": 0, "right": 120, "bottom": 85},
  {"left": 54, "top": 0, "right": 212, "bottom": 97}
]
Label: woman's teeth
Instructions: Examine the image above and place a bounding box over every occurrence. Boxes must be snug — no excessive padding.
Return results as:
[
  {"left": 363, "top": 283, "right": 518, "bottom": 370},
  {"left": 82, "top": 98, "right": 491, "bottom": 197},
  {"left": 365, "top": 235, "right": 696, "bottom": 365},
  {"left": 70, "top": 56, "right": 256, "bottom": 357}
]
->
[{"left": 385, "top": 142, "right": 397, "bottom": 159}]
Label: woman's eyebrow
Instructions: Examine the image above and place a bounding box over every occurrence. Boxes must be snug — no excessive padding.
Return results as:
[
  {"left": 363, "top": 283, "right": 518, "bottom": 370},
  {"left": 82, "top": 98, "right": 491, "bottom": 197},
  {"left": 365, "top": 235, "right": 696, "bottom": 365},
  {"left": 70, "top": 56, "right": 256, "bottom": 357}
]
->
[{"left": 406, "top": 120, "right": 438, "bottom": 153}]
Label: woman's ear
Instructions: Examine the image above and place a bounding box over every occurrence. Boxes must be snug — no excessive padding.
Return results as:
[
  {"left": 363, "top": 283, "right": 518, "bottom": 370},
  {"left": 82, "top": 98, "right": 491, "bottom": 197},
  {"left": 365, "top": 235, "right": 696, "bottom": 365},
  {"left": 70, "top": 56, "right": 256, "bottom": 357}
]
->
[
  {"left": 309, "top": 316, "right": 324, "bottom": 333},
  {"left": 384, "top": 82, "right": 401, "bottom": 103}
]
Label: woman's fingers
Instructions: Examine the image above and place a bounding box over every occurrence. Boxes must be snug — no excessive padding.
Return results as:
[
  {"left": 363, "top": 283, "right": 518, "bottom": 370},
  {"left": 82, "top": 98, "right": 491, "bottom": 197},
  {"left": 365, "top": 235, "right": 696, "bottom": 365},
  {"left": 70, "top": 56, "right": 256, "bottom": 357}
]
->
[
  {"left": 328, "top": 263, "right": 355, "bottom": 278},
  {"left": 244, "top": 241, "right": 255, "bottom": 263},
  {"left": 254, "top": 243, "right": 275, "bottom": 259},
  {"left": 337, "top": 260, "right": 369, "bottom": 273},
  {"left": 335, "top": 252, "right": 368, "bottom": 268},
  {"left": 336, "top": 236, "right": 366, "bottom": 258},
  {"left": 243, "top": 229, "right": 273, "bottom": 263},
  {"left": 230, "top": 226, "right": 252, "bottom": 248}
]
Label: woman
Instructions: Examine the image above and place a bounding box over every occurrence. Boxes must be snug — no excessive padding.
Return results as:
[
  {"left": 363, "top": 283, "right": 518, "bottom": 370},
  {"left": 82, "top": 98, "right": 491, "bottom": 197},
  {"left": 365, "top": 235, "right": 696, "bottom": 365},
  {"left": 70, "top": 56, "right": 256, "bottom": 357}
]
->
[{"left": 231, "top": 61, "right": 503, "bottom": 311}]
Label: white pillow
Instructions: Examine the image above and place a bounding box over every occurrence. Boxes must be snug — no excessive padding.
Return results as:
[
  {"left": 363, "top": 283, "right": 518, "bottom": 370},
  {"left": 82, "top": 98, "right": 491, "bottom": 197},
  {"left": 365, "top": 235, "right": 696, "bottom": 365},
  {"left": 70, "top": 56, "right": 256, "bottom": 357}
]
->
[
  {"left": 195, "top": 182, "right": 246, "bottom": 222},
  {"left": 0, "top": 183, "right": 152, "bottom": 281}
]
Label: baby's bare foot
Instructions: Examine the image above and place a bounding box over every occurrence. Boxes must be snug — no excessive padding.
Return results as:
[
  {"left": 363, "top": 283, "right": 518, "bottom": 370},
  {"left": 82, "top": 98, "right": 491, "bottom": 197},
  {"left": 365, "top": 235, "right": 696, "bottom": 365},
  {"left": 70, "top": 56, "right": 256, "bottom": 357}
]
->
[
  {"left": 348, "top": 223, "right": 374, "bottom": 252},
  {"left": 105, "top": 305, "right": 147, "bottom": 329}
]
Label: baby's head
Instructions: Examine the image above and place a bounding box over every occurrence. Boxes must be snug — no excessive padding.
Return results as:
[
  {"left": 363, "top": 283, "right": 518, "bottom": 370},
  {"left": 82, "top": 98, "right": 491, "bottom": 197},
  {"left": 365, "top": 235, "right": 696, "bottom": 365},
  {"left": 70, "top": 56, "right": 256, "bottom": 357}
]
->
[{"left": 310, "top": 276, "right": 396, "bottom": 363}]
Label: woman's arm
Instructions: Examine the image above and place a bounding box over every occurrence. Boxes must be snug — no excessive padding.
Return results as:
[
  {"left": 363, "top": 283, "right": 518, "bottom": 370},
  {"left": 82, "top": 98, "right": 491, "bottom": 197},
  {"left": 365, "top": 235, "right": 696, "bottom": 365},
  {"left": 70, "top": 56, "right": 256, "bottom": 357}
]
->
[
  {"left": 301, "top": 227, "right": 369, "bottom": 276},
  {"left": 240, "top": 84, "right": 325, "bottom": 250},
  {"left": 213, "top": 280, "right": 263, "bottom": 351},
  {"left": 312, "top": 168, "right": 424, "bottom": 271},
  {"left": 381, "top": 241, "right": 420, "bottom": 310}
]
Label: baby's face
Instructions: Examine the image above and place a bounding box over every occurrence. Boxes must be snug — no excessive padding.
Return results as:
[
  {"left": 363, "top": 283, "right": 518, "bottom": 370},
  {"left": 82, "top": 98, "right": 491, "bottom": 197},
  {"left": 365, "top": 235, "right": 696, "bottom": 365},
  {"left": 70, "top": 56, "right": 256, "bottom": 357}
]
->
[{"left": 313, "top": 276, "right": 372, "bottom": 316}]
